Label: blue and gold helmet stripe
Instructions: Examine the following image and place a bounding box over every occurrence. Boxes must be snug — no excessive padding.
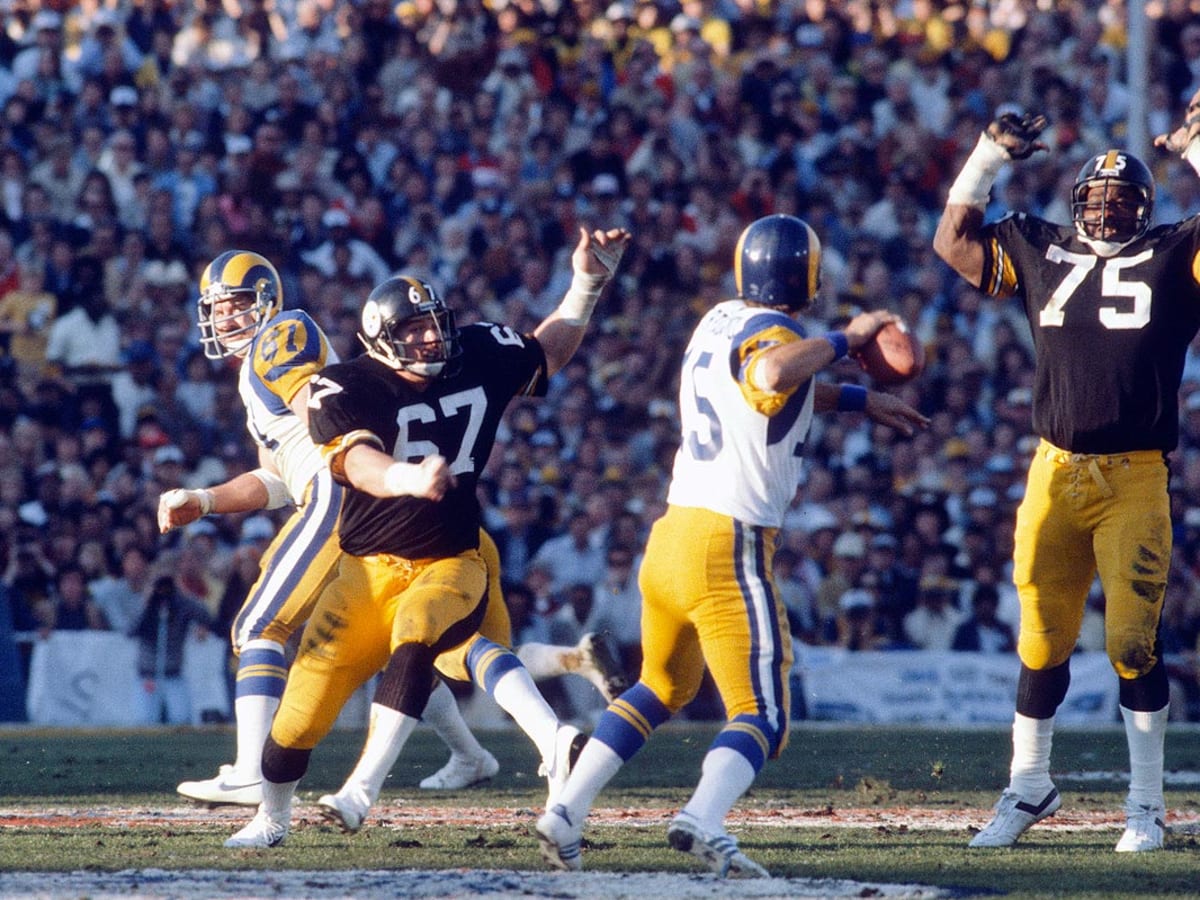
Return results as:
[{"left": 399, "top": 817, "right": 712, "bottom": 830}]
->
[{"left": 733, "top": 215, "right": 822, "bottom": 312}]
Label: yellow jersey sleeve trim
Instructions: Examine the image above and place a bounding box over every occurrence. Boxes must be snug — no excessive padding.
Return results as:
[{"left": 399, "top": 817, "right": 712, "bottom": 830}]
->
[
  {"left": 738, "top": 324, "right": 802, "bottom": 417},
  {"left": 320, "top": 429, "right": 384, "bottom": 485}
]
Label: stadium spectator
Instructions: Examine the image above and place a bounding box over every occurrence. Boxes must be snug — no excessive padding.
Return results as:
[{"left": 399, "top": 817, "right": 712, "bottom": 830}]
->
[
  {"left": 951, "top": 583, "right": 1016, "bottom": 654},
  {"left": 131, "top": 573, "right": 212, "bottom": 726}
]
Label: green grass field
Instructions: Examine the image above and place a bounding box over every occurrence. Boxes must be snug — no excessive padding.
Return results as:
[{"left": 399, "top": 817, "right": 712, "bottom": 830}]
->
[{"left": 0, "top": 722, "right": 1198, "bottom": 898}]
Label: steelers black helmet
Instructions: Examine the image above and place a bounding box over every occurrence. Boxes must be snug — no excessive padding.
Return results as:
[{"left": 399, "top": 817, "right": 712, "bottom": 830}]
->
[
  {"left": 197, "top": 250, "right": 283, "bottom": 359},
  {"left": 359, "top": 275, "right": 461, "bottom": 378},
  {"left": 734, "top": 215, "right": 822, "bottom": 312},
  {"left": 1070, "top": 150, "right": 1154, "bottom": 246}
]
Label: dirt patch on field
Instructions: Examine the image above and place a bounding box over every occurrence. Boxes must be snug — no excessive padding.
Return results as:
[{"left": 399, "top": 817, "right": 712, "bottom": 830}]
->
[{"left": 1, "top": 802, "right": 1195, "bottom": 832}]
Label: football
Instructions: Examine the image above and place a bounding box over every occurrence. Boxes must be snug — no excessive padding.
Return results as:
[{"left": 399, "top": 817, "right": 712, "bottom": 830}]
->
[{"left": 852, "top": 320, "right": 924, "bottom": 387}]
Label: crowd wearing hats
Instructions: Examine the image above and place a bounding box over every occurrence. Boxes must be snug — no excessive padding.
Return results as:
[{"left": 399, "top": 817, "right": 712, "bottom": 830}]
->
[{"left": 2, "top": 2, "right": 1200, "bottom": 723}]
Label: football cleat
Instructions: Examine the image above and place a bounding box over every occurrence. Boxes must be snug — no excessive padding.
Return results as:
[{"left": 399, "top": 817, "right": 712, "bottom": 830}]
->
[
  {"left": 535, "top": 803, "right": 583, "bottom": 871},
  {"left": 968, "top": 785, "right": 1061, "bottom": 848},
  {"left": 1115, "top": 803, "right": 1165, "bottom": 852},
  {"left": 224, "top": 809, "right": 288, "bottom": 848},
  {"left": 541, "top": 724, "right": 587, "bottom": 810},
  {"left": 316, "top": 785, "right": 371, "bottom": 834},
  {"left": 576, "top": 632, "right": 629, "bottom": 703},
  {"left": 419, "top": 749, "right": 500, "bottom": 790},
  {"left": 667, "top": 812, "right": 769, "bottom": 879},
  {"left": 177, "top": 764, "right": 263, "bottom": 807}
]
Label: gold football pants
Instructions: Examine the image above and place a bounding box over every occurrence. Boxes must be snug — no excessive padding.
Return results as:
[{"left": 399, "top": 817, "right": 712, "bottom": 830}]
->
[
  {"left": 637, "top": 505, "right": 792, "bottom": 757},
  {"left": 1013, "top": 439, "right": 1169, "bottom": 678},
  {"left": 270, "top": 547, "right": 487, "bottom": 749}
]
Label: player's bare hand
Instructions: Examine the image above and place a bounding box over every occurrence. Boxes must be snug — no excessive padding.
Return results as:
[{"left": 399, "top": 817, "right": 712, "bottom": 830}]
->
[
  {"left": 1155, "top": 87, "right": 1200, "bottom": 153},
  {"left": 157, "top": 489, "right": 202, "bottom": 533},
  {"left": 986, "top": 111, "right": 1049, "bottom": 160},
  {"left": 573, "top": 226, "right": 632, "bottom": 282},
  {"left": 864, "top": 391, "right": 929, "bottom": 437},
  {"left": 844, "top": 310, "right": 899, "bottom": 353}
]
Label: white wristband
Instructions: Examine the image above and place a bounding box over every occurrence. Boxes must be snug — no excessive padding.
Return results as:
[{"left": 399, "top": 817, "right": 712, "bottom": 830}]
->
[
  {"left": 946, "top": 132, "right": 1010, "bottom": 208},
  {"left": 161, "top": 488, "right": 213, "bottom": 516},
  {"left": 382, "top": 461, "right": 423, "bottom": 497},
  {"left": 556, "top": 272, "right": 608, "bottom": 327},
  {"left": 1183, "top": 137, "right": 1200, "bottom": 177},
  {"left": 195, "top": 489, "right": 215, "bottom": 516},
  {"left": 249, "top": 467, "right": 291, "bottom": 510}
]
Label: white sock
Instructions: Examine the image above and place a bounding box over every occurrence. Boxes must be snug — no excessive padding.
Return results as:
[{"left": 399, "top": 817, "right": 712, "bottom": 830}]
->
[
  {"left": 490, "top": 667, "right": 559, "bottom": 764},
  {"left": 232, "top": 694, "right": 279, "bottom": 781},
  {"left": 555, "top": 736, "right": 623, "bottom": 821},
  {"left": 681, "top": 747, "right": 756, "bottom": 835},
  {"left": 1121, "top": 704, "right": 1168, "bottom": 809},
  {"left": 1009, "top": 712, "right": 1056, "bottom": 797},
  {"left": 261, "top": 778, "right": 298, "bottom": 822},
  {"left": 517, "top": 642, "right": 574, "bottom": 680},
  {"left": 422, "top": 680, "right": 487, "bottom": 760},
  {"left": 339, "top": 703, "right": 419, "bottom": 803}
]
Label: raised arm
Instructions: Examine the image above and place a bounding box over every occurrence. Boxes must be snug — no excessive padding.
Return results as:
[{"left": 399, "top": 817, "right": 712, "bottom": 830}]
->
[
  {"left": 533, "top": 226, "right": 632, "bottom": 376},
  {"left": 933, "top": 112, "right": 1048, "bottom": 287},
  {"left": 1155, "top": 85, "right": 1200, "bottom": 171}
]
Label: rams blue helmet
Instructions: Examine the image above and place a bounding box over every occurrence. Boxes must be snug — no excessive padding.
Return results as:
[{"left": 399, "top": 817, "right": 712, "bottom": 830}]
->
[
  {"left": 198, "top": 250, "right": 283, "bottom": 359},
  {"left": 734, "top": 215, "right": 822, "bottom": 312},
  {"left": 359, "top": 275, "right": 461, "bottom": 378},
  {"left": 1070, "top": 150, "right": 1154, "bottom": 247}
]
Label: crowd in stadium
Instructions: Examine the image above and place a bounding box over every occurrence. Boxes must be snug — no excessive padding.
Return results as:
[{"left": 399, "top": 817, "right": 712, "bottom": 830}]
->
[{"left": 1, "top": 0, "right": 1200, "bottom": 724}]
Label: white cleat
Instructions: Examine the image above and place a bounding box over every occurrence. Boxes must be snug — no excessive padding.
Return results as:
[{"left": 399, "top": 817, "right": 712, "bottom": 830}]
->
[
  {"left": 541, "top": 724, "right": 587, "bottom": 810},
  {"left": 177, "top": 764, "right": 263, "bottom": 807},
  {"left": 535, "top": 803, "right": 583, "bottom": 871},
  {"left": 1115, "top": 803, "right": 1165, "bottom": 852},
  {"left": 968, "top": 786, "right": 1061, "bottom": 848},
  {"left": 316, "top": 786, "right": 371, "bottom": 834},
  {"left": 224, "top": 809, "right": 288, "bottom": 848},
  {"left": 576, "top": 632, "right": 629, "bottom": 703},
  {"left": 419, "top": 750, "right": 500, "bottom": 790},
  {"left": 667, "top": 812, "right": 768, "bottom": 879}
]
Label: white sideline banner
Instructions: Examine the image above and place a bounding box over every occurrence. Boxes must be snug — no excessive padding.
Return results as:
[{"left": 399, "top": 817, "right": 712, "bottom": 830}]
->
[
  {"left": 26, "top": 631, "right": 232, "bottom": 727},
  {"left": 796, "top": 646, "right": 1120, "bottom": 724},
  {"left": 27, "top": 632, "right": 141, "bottom": 726}
]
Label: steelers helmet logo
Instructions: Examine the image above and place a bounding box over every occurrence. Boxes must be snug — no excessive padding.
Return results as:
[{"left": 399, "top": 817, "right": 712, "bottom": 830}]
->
[{"left": 362, "top": 299, "right": 383, "bottom": 338}]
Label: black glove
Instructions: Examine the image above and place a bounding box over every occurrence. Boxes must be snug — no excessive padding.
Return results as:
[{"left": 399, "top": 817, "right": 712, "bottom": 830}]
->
[{"left": 986, "top": 112, "right": 1049, "bottom": 160}]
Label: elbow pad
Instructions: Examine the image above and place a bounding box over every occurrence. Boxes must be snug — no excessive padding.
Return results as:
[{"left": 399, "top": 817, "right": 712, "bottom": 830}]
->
[{"left": 250, "top": 468, "right": 292, "bottom": 510}]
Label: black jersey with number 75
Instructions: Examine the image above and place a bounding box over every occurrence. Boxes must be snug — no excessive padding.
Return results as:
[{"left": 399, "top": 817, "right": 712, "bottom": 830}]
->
[{"left": 980, "top": 212, "right": 1200, "bottom": 454}]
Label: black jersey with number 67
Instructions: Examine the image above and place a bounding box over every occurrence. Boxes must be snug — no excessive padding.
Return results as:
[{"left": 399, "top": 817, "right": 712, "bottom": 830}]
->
[
  {"left": 980, "top": 212, "right": 1200, "bottom": 454},
  {"left": 307, "top": 322, "right": 548, "bottom": 558}
]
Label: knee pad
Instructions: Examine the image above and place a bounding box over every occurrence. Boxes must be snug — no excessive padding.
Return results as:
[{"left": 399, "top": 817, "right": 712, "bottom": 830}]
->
[
  {"left": 373, "top": 642, "right": 436, "bottom": 718},
  {"left": 1015, "top": 661, "right": 1070, "bottom": 719},
  {"left": 1107, "top": 628, "right": 1159, "bottom": 680},
  {"left": 262, "top": 735, "right": 311, "bottom": 784}
]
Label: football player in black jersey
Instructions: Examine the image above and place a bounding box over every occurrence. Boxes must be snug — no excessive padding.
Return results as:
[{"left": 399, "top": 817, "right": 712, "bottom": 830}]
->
[
  {"left": 225, "top": 225, "right": 630, "bottom": 848},
  {"left": 933, "top": 106, "right": 1200, "bottom": 852}
]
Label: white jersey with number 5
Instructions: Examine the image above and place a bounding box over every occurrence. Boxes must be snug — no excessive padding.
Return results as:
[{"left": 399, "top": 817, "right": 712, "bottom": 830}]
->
[{"left": 666, "top": 300, "right": 815, "bottom": 528}]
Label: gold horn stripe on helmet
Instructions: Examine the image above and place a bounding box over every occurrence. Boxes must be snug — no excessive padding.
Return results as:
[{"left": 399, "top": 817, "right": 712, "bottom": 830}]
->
[
  {"left": 803, "top": 221, "right": 820, "bottom": 301},
  {"left": 733, "top": 226, "right": 749, "bottom": 300}
]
